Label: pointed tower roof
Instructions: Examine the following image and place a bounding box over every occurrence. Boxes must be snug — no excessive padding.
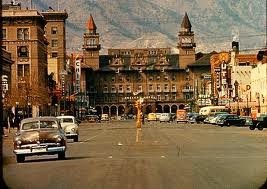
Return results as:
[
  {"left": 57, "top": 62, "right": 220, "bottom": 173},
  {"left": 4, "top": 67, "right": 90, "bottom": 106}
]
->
[
  {"left": 87, "top": 14, "right": 97, "bottom": 31},
  {"left": 181, "top": 12, "right": 192, "bottom": 31}
]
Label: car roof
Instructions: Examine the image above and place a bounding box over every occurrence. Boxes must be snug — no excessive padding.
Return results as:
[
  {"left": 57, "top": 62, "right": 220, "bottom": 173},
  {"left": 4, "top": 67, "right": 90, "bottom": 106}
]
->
[
  {"left": 20, "top": 116, "right": 58, "bottom": 124},
  {"left": 56, "top": 115, "right": 74, "bottom": 119}
]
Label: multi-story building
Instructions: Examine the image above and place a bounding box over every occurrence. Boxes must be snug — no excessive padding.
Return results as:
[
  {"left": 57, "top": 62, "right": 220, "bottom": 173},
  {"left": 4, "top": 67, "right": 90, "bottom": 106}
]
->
[
  {"left": 72, "top": 12, "right": 213, "bottom": 117},
  {"left": 2, "top": 2, "right": 49, "bottom": 117},
  {"left": 211, "top": 41, "right": 258, "bottom": 115},
  {"left": 41, "top": 9, "right": 68, "bottom": 83}
]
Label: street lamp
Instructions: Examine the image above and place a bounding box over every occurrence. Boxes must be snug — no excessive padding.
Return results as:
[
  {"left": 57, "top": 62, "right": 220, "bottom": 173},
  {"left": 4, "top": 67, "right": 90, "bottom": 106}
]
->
[
  {"left": 27, "top": 102, "right": 31, "bottom": 118},
  {"left": 15, "top": 101, "right": 19, "bottom": 118},
  {"left": 234, "top": 80, "right": 240, "bottom": 115},
  {"left": 256, "top": 93, "right": 261, "bottom": 113},
  {"left": 55, "top": 104, "right": 58, "bottom": 116},
  {"left": 48, "top": 102, "right": 51, "bottom": 116}
]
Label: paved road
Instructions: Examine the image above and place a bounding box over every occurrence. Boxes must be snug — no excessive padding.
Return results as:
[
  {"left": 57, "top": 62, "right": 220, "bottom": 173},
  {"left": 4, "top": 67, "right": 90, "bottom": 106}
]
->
[{"left": 3, "top": 120, "right": 267, "bottom": 189}]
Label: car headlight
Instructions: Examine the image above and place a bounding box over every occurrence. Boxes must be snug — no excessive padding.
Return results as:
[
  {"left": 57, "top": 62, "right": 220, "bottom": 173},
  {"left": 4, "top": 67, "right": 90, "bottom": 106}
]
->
[
  {"left": 56, "top": 136, "right": 62, "bottom": 142},
  {"left": 16, "top": 140, "right": 22, "bottom": 145}
]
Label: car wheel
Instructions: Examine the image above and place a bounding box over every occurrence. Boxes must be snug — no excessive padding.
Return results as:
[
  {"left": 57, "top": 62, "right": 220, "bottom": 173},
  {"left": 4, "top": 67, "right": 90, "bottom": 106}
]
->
[
  {"left": 257, "top": 123, "right": 264, "bottom": 131},
  {"left": 58, "top": 152, "right": 66, "bottom": 160},
  {"left": 74, "top": 136, "right": 78, "bottom": 142},
  {"left": 249, "top": 125, "right": 255, "bottom": 130},
  {"left": 16, "top": 155, "right": 25, "bottom": 163}
]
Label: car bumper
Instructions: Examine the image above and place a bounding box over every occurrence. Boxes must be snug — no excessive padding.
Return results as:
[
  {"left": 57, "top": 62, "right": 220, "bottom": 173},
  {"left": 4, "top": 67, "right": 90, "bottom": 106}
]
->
[
  {"left": 14, "top": 146, "right": 66, "bottom": 155},
  {"left": 65, "top": 133, "right": 78, "bottom": 139}
]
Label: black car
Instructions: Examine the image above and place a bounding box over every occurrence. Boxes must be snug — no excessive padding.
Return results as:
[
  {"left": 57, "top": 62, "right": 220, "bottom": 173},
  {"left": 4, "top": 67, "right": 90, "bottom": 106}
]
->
[
  {"left": 195, "top": 114, "right": 208, "bottom": 124},
  {"left": 217, "top": 114, "right": 245, "bottom": 127},
  {"left": 249, "top": 115, "right": 267, "bottom": 130}
]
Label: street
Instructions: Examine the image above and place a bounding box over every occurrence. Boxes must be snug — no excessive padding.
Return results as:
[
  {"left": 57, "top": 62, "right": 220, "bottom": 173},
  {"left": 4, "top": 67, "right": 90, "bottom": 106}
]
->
[{"left": 3, "top": 120, "right": 267, "bottom": 189}]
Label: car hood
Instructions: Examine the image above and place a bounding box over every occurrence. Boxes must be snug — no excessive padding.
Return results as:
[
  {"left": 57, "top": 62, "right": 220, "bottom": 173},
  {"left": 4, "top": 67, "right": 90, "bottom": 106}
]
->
[{"left": 15, "top": 129, "right": 62, "bottom": 144}]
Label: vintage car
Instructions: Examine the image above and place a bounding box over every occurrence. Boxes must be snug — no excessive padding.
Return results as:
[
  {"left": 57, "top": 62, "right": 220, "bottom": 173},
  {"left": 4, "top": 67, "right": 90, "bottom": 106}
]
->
[
  {"left": 13, "top": 116, "right": 67, "bottom": 163},
  {"left": 56, "top": 115, "right": 79, "bottom": 142}
]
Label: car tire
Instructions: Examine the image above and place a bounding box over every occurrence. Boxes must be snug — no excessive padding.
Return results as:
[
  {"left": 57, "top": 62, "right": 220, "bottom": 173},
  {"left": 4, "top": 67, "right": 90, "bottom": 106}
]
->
[
  {"left": 249, "top": 125, "right": 255, "bottom": 130},
  {"left": 74, "top": 136, "right": 78, "bottom": 142},
  {"left": 257, "top": 123, "right": 264, "bottom": 131},
  {"left": 16, "top": 155, "right": 25, "bottom": 163},
  {"left": 58, "top": 152, "right": 66, "bottom": 160}
]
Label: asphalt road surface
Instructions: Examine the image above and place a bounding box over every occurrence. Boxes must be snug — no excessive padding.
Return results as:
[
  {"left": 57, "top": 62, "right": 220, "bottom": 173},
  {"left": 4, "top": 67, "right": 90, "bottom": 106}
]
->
[{"left": 3, "top": 120, "right": 267, "bottom": 189}]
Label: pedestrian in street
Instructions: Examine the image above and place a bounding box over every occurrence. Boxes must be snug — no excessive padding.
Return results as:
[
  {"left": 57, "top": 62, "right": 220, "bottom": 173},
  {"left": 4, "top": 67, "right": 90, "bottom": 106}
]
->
[
  {"left": 141, "top": 112, "right": 145, "bottom": 125},
  {"left": 2, "top": 110, "right": 8, "bottom": 137}
]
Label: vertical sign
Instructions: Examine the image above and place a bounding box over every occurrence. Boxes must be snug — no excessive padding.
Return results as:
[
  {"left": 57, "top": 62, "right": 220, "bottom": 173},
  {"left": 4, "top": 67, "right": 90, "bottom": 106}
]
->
[
  {"left": 2, "top": 75, "right": 8, "bottom": 98},
  {"left": 75, "top": 59, "right": 81, "bottom": 92}
]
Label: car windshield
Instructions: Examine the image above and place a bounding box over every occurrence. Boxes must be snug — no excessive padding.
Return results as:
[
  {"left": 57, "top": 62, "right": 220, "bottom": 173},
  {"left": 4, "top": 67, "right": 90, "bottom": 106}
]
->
[
  {"left": 61, "top": 118, "right": 73, "bottom": 123},
  {"left": 21, "top": 120, "right": 58, "bottom": 130}
]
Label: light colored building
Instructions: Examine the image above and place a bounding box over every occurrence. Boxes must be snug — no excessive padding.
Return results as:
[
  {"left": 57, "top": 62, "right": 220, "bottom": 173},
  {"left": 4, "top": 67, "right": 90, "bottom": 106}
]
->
[
  {"left": 41, "top": 10, "right": 68, "bottom": 84},
  {"left": 251, "top": 62, "right": 267, "bottom": 113}
]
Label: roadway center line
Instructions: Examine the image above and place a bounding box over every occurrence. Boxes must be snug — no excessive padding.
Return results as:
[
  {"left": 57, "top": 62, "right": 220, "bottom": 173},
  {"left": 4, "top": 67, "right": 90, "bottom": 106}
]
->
[{"left": 80, "top": 130, "right": 106, "bottom": 143}]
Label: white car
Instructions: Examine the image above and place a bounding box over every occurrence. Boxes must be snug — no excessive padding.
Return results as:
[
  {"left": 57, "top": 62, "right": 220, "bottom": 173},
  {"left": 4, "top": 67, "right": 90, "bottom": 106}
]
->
[
  {"left": 159, "top": 113, "right": 172, "bottom": 123},
  {"left": 57, "top": 116, "right": 79, "bottom": 142}
]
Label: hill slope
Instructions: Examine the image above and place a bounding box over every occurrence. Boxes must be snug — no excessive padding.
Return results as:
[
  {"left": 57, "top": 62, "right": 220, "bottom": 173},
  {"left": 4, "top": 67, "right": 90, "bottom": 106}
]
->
[{"left": 6, "top": 0, "right": 266, "bottom": 53}]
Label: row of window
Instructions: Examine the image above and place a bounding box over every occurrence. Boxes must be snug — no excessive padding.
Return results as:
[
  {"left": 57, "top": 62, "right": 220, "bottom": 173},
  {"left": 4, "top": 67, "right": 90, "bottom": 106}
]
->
[
  {"left": 1, "top": 26, "right": 58, "bottom": 40},
  {"left": 105, "top": 75, "right": 177, "bottom": 82},
  {"left": 101, "top": 84, "right": 177, "bottom": 92}
]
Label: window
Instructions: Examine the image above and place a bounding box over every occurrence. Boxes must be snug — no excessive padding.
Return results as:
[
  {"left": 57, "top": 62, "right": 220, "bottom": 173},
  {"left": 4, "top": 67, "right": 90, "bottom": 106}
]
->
[
  {"left": 103, "top": 85, "right": 108, "bottom": 93},
  {"left": 119, "top": 77, "right": 123, "bottom": 82},
  {"left": 156, "top": 76, "right": 160, "bottom": 81},
  {"left": 126, "top": 77, "right": 130, "bottom": 82},
  {"left": 172, "top": 94, "right": 176, "bottom": 100},
  {"left": 126, "top": 85, "right": 131, "bottom": 92},
  {"left": 149, "top": 76, "right": 153, "bottom": 81},
  {"left": 1, "top": 29, "right": 6, "bottom": 39},
  {"left": 157, "top": 95, "right": 161, "bottom": 101},
  {"left": 111, "top": 77, "right": 115, "bottom": 82},
  {"left": 51, "top": 27, "right": 58, "bottom": 35},
  {"left": 137, "top": 85, "right": 142, "bottom": 92},
  {"left": 51, "top": 52, "right": 58, "bottom": 58},
  {"left": 51, "top": 39, "right": 58, "bottom": 47},
  {"left": 157, "top": 84, "right": 161, "bottom": 92},
  {"left": 164, "top": 76, "right": 168, "bottom": 81},
  {"left": 17, "top": 46, "right": 29, "bottom": 57},
  {"left": 18, "top": 64, "right": 30, "bottom": 77},
  {"left": 164, "top": 95, "right": 168, "bottom": 101},
  {"left": 17, "top": 28, "right": 29, "bottom": 40}
]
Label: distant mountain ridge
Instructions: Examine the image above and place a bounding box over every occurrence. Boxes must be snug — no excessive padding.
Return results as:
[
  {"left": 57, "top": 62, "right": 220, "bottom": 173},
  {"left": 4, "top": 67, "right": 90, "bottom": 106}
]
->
[{"left": 4, "top": 0, "right": 266, "bottom": 54}]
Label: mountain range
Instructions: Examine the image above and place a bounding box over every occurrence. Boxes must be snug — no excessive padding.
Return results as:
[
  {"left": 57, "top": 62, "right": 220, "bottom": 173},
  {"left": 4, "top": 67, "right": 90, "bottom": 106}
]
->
[{"left": 4, "top": 0, "right": 266, "bottom": 54}]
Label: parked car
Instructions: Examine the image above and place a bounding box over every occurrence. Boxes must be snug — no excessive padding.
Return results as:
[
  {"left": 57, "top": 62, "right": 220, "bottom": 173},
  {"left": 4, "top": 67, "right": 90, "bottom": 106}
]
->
[
  {"left": 195, "top": 114, "right": 208, "bottom": 124},
  {"left": 249, "top": 114, "right": 267, "bottom": 130},
  {"left": 57, "top": 115, "right": 79, "bottom": 142},
  {"left": 240, "top": 116, "right": 254, "bottom": 127},
  {"left": 13, "top": 116, "right": 67, "bottom": 163},
  {"left": 187, "top": 114, "right": 198, "bottom": 124},
  {"left": 159, "top": 113, "right": 172, "bottom": 122},
  {"left": 217, "top": 114, "right": 245, "bottom": 127},
  {"left": 155, "top": 113, "right": 162, "bottom": 121},
  {"left": 85, "top": 114, "right": 100, "bottom": 123},
  {"left": 101, "top": 114, "right": 109, "bottom": 121},
  {"left": 147, "top": 113, "right": 157, "bottom": 122}
]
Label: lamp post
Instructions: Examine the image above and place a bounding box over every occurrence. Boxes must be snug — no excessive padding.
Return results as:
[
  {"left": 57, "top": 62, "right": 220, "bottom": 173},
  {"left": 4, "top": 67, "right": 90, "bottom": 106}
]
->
[
  {"left": 15, "top": 101, "right": 19, "bottom": 119},
  {"left": 256, "top": 93, "right": 261, "bottom": 113},
  {"left": 55, "top": 103, "right": 58, "bottom": 116},
  {"left": 48, "top": 102, "right": 51, "bottom": 116},
  {"left": 234, "top": 80, "right": 240, "bottom": 115},
  {"left": 27, "top": 102, "right": 31, "bottom": 118}
]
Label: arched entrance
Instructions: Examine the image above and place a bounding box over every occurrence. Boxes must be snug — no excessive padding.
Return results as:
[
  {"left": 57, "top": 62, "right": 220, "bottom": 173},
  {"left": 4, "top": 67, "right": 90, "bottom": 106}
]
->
[
  {"left": 178, "top": 104, "right": 185, "bottom": 109},
  {"left": 145, "top": 105, "right": 153, "bottom": 114},
  {"left": 110, "top": 106, "right": 117, "bottom": 117},
  {"left": 156, "top": 105, "right": 163, "bottom": 113},
  {"left": 163, "top": 105, "right": 170, "bottom": 113},
  {"left": 118, "top": 105, "right": 125, "bottom": 116},
  {"left": 103, "top": 106, "right": 109, "bottom": 114},
  {"left": 171, "top": 105, "right": 178, "bottom": 113},
  {"left": 126, "top": 105, "right": 134, "bottom": 115}
]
